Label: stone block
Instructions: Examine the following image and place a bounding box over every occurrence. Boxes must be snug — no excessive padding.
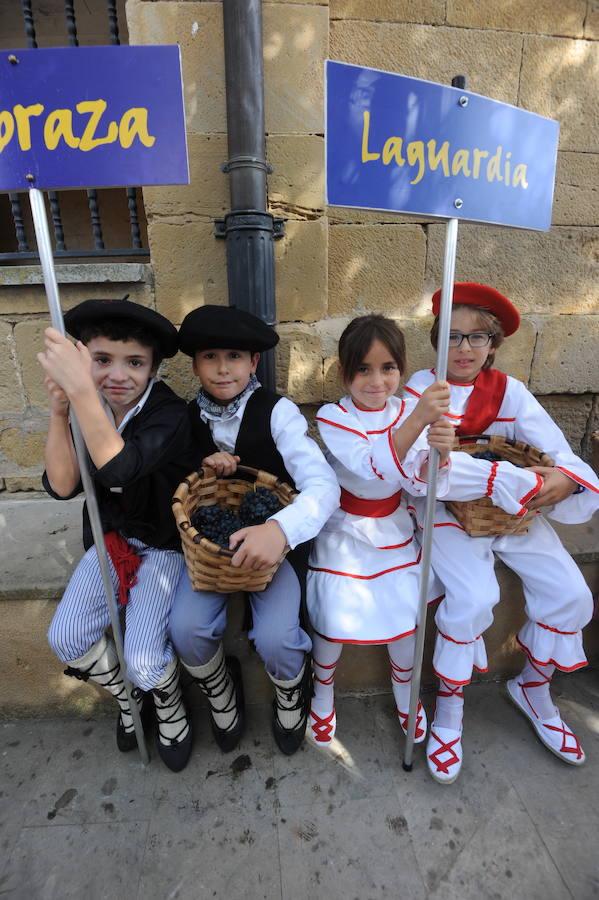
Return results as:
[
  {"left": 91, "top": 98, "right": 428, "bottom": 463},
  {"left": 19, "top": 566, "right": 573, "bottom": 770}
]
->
[
  {"left": 148, "top": 220, "right": 227, "bottom": 325},
  {"left": 585, "top": 3, "right": 599, "bottom": 39},
  {"left": 276, "top": 323, "right": 324, "bottom": 404},
  {"left": 328, "top": 224, "right": 426, "bottom": 317},
  {"left": 328, "top": 207, "right": 430, "bottom": 225},
  {"left": 553, "top": 152, "right": 599, "bottom": 226},
  {"left": 267, "top": 135, "right": 325, "bottom": 219},
  {"left": 519, "top": 35, "right": 599, "bottom": 152},
  {"left": 447, "top": 0, "right": 585, "bottom": 37},
  {"left": 330, "top": 22, "right": 523, "bottom": 106},
  {"left": 536, "top": 394, "right": 593, "bottom": 456},
  {"left": 425, "top": 224, "right": 599, "bottom": 316},
  {"left": 0, "top": 323, "right": 23, "bottom": 414},
  {"left": 263, "top": 4, "right": 328, "bottom": 134},
  {"left": 143, "top": 134, "right": 229, "bottom": 220},
  {"left": 126, "top": 1, "right": 227, "bottom": 134},
  {"left": 0, "top": 280, "right": 152, "bottom": 316},
  {"left": 330, "top": 0, "right": 445, "bottom": 24},
  {"left": 14, "top": 320, "right": 50, "bottom": 408},
  {"left": 159, "top": 352, "right": 198, "bottom": 405},
  {"left": 3, "top": 476, "right": 44, "bottom": 492},
  {"left": 591, "top": 429, "right": 599, "bottom": 474},
  {"left": 275, "top": 219, "right": 328, "bottom": 323},
  {"left": 530, "top": 316, "right": 599, "bottom": 393},
  {"left": 0, "top": 423, "right": 46, "bottom": 476}
]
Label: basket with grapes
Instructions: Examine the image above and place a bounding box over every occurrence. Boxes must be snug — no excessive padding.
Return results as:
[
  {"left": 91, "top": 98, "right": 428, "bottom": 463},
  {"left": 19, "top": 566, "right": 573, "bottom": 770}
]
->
[
  {"left": 444, "top": 434, "right": 553, "bottom": 537},
  {"left": 172, "top": 465, "right": 297, "bottom": 592}
]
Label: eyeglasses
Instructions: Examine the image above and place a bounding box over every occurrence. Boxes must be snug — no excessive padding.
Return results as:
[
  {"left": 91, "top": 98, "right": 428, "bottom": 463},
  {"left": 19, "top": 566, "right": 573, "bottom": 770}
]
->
[{"left": 448, "top": 331, "right": 495, "bottom": 349}]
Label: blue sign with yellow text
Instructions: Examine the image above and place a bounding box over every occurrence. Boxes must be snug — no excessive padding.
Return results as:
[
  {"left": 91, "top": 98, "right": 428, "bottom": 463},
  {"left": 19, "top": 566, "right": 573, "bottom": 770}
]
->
[
  {"left": 326, "top": 60, "right": 559, "bottom": 231},
  {"left": 0, "top": 46, "right": 189, "bottom": 191}
]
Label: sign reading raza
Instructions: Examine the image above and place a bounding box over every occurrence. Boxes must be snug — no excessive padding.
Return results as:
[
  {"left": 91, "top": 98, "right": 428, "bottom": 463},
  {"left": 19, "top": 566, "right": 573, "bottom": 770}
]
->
[
  {"left": 325, "top": 60, "right": 559, "bottom": 231},
  {"left": 0, "top": 45, "right": 189, "bottom": 191}
]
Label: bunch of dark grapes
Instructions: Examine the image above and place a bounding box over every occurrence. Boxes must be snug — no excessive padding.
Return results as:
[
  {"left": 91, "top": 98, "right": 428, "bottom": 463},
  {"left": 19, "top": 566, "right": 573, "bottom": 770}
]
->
[
  {"left": 471, "top": 450, "right": 504, "bottom": 464},
  {"left": 190, "top": 486, "right": 282, "bottom": 549},
  {"left": 239, "top": 486, "right": 282, "bottom": 525}
]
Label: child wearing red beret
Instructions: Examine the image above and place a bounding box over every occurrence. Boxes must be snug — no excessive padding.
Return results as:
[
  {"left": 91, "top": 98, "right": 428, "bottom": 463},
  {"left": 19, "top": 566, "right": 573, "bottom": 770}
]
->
[{"left": 405, "top": 283, "right": 599, "bottom": 784}]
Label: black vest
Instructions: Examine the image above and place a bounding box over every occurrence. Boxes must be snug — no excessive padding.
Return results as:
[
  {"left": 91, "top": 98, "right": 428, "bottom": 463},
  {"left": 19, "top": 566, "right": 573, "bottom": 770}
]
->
[{"left": 188, "top": 387, "right": 295, "bottom": 488}]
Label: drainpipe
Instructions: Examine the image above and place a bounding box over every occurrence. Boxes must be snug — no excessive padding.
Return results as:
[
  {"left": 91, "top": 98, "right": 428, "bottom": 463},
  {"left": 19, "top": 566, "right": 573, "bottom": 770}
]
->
[{"left": 216, "top": 0, "right": 284, "bottom": 390}]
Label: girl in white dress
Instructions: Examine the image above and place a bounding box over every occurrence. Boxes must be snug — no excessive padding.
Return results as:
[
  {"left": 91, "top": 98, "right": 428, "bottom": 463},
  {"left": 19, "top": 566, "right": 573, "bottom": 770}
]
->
[{"left": 306, "top": 315, "right": 454, "bottom": 744}]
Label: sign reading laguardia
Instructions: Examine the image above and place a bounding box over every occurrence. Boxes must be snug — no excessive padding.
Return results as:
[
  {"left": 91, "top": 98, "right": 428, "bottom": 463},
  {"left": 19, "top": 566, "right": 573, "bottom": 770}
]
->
[
  {"left": 326, "top": 60, "right": 559, "bottom": 231},
  {"left": 0, "top": 45, "right": 189, "bottom": 191}
]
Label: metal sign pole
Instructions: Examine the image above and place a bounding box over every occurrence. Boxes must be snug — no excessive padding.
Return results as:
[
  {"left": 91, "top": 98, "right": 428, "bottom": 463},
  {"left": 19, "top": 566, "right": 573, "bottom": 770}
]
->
[
  {"left": 403, "top": 216, "right": 458, "bottom": 770},
  {"left": 29, "top": 187, "right": 150, "bottom": 766}
]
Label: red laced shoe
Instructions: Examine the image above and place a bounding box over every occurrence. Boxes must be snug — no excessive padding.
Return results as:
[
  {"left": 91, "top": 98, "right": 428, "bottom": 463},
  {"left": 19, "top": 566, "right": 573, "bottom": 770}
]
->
[
  {"left": 507, "top": 677, "right": 585, "bottom": 766},
  {"left": 308, "top": 707, "right": 336, "bottom": 744},
  {"left": 426, "top": 724, "right": 463, "bottom": 784},
  {"left": 397, "top": 700, "right": 427, "bottom": 743}
]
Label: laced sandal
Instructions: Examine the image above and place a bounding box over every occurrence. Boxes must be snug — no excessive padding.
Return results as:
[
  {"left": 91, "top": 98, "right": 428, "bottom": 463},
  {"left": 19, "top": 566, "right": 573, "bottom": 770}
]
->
[
  {"left": 397, "top": 700, "right": 427, "bottom": 744},
  {"left": 507, "top": 677, "right": 585, "bottom": 766},
  {"left": 308, "top": 707, "right": 336, "bottom": 744},
  {"left": 426, "top": 723, "right": 463, "bottom": 784}
]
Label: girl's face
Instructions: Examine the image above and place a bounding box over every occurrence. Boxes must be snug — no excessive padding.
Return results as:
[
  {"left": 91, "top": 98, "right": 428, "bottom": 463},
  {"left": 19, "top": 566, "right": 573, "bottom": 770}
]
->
[
  {"left": 346, "top": 338, "right": 402, "bottom": 410},
  {"left": 447, "top": 308, "right": 493, "bottom": 384}
]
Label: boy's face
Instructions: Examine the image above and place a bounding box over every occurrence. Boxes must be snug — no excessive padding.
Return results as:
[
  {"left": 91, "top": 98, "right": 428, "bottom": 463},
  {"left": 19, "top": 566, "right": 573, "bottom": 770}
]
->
[
  {"left": 446, "top": 308, "right": 492, "bottom": 384},
  {"left": 192, "top": 348, "right": 259, "bottom": 403},
  {"left": 87, "top": 336, "right": 155, "bottom": 419}
]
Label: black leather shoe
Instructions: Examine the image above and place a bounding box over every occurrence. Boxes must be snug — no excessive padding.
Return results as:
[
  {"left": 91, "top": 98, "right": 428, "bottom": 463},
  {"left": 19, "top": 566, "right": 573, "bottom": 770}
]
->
[
  {"left": 271, "top": 662, "right": 312, "bottom": 756},
  {"left": 156, "top": 715, "right": 194, "bottom": 772},
  {"left": 115, "top": 693, "right": 153, "bottom": 752}
]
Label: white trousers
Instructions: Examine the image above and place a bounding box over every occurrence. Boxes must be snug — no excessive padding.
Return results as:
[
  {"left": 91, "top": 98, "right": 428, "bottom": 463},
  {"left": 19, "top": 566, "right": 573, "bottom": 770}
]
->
[{"left": 430, "top": 515, "right": 593, "bottom": 685}]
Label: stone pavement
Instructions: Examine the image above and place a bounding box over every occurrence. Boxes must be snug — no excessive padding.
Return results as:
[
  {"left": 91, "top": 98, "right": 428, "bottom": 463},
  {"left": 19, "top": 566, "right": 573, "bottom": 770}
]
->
[{"left": 2, "top": 669, "right": 599, "bottom": 900}]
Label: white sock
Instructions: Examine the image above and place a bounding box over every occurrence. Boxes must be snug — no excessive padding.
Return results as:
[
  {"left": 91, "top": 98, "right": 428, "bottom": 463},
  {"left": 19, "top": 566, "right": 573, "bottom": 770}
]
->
[
  {"left": 311, "top": 635, "right": 343, "bottom": 720},
  {"left": 434, "top": 679, "right": 464, "bottom": 731},
  {"left": 388, "top": 634, "right": 417, "bottom": 713},
  {"left": 183, "top": 644, "right": 237, "bottom": 733},
  {"left": 270, "top": 660, "right": 309, "bottom": 730},
  {"left": 153, "top": 660, "right": 190, "bottom": 746},
  {"left": 517, "top": 659, "right": 557, "bottom": 720}
]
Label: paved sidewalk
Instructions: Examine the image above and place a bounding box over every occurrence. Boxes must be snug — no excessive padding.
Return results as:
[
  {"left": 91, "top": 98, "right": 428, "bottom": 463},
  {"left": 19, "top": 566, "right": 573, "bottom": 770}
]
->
[{"left": 2, "top": 670, "right": 599, "bottom": 900}]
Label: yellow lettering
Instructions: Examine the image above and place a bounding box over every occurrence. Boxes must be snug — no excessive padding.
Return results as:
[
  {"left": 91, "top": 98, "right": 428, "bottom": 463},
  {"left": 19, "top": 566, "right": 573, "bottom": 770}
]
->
[
  {"left": 472, "top": 148, "right": 489, "bottom": 178},
  {"left": 486, "top": 146, "right": 503, "bottom": 182},
  {"left": 512, "top": 164, "right": 528, "bottom": 188},
  {"left": 118, "top": 107, "right": 155, "bottom": 149},
  {"left": 76, "top": 100, "right": 118, "bottom": 151},
  {"left": 427, "top": 140, "right": 450, "bottom": 176},
  {"left": 451, "top": 149, "right": 471, "bottom": 177},
  {"left": 382, "top": 136, "right": 405, "bottom": 166},
  {"left": 361, "top": 110, "right": 380, "bottom": 163},
  {"left": 0, "top": 111, "right": 15, "bottom": 153},
  {"left": 43, "top": 109, "right": 80, "bottom": 150},
  {"left": 503, "top": 150, "right": 512, "bottom": 187},
  {"left": 13, "top": 103, "right": 44, "bottom": 151},
  {"left": 407, "top": 141, "right": 425, "bottom": 185}
]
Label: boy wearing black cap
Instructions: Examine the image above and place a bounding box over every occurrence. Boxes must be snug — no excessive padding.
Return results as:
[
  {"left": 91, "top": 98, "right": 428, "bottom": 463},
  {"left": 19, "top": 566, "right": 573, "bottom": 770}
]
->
[
  {"left": 38, "top": 297, "right": 197, "bottom": 771},
  {"left": 405, "top": 283, "right": 599, "bottom": 783},
  {"left": 170, "top": 305, "right": 340, "bottom": 755}
]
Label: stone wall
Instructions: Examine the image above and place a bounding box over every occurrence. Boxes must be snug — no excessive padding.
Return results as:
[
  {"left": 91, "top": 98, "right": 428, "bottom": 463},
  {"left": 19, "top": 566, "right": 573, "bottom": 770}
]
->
[{"left": 0, "top": 0, "right": 598, "bottom": 486}]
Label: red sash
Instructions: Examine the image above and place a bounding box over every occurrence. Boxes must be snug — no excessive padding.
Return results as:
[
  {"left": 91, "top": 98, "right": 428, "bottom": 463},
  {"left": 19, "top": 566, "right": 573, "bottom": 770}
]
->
[
  {"left": 456, "top": 368, "right": 507, "bottom": 436},
  {"left": 104, "top": 531, "right": 142, "bottom": 607},
  {"left": 340, "top": 488, "right": 402, "bottom": 517}
]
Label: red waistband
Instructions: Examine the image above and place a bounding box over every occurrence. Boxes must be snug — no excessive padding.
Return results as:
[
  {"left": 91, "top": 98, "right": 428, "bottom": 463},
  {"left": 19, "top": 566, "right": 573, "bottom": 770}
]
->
[{"left": 340, "top": 487, "right": 402, "bottom": 517}]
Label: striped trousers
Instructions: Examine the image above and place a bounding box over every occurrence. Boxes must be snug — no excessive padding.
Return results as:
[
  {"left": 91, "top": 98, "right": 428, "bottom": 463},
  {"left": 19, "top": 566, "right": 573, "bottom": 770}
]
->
[{"left": 47, "top": 538, "right": 184, "bottom": 691}]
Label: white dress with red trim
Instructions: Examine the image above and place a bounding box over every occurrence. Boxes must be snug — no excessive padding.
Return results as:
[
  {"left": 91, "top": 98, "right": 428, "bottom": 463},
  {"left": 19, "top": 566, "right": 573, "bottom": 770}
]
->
[
  {"left": 403, "top": 369, "right": 599, "bottom": 684},
  {"left": 306, "top": 395, "right": 449, "bottom": 644}
]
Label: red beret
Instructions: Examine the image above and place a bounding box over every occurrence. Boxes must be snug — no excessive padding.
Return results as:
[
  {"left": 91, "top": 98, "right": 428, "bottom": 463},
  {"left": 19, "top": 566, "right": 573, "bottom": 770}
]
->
[{"left": 431, "top": 282, "right": 520, "bottom": 337}]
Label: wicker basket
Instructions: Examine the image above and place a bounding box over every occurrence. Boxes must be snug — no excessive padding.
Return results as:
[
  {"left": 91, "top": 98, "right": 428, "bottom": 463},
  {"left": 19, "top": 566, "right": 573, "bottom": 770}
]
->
[
  {"left": 444, "top": 434, "right": 553, "bottom": 537},
  {"left": 172, "top": 465, "right": 297, "bottom": 593}
]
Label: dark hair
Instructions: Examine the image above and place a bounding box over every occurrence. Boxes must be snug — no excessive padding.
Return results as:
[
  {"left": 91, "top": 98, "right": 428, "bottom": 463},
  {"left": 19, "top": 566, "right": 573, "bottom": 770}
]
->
[
  {"left": 338, "top": 314, "right": 407, "bottom": 383},
  {"left": 79, "top": 319, "right": 163, "bottom": 368},
  {"left": 430, "top": 303, "right": 504, "bottom": 371}
]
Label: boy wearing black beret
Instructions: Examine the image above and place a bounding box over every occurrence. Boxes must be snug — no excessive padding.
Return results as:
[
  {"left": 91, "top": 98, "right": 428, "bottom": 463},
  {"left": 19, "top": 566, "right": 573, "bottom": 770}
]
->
[
  {"left": 170, "top": 305, "right": 340, "bottom": 755},
  {"left": 38, "top": 297, "right": 197, "bottom": 771}
]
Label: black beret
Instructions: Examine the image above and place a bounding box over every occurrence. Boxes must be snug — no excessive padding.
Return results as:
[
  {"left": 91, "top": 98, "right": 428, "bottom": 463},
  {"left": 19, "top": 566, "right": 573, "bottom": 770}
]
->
[
  {"left": 63, "top": 297, "right": 179, "bottom": 358},
  {"left": 178, "top": 305, "right": 279, "bottom": 356}
]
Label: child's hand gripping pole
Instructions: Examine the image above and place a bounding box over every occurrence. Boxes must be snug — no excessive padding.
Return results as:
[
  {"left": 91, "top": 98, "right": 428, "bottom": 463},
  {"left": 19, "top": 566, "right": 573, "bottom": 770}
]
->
[
  {"left": 29, "top": 188, "right": 150, "bottom": 766},
  {"left": 402, "top": 217, "right": 459, "bottom": 771}
]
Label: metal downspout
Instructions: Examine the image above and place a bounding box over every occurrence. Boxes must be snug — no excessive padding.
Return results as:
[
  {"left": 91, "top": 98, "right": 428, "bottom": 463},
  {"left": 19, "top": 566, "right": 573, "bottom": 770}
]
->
[{"left": 217, "top": 0, "right": 283, "bottom": 390}]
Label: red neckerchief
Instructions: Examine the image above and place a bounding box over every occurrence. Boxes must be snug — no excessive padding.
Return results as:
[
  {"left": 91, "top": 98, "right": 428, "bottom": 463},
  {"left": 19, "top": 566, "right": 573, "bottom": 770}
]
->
[
  {"left": 456, "top": 368, "right": 507, "bottom": 435},
  {"left": 104, "top": 531, "right": 142, "bottom": 607}
]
